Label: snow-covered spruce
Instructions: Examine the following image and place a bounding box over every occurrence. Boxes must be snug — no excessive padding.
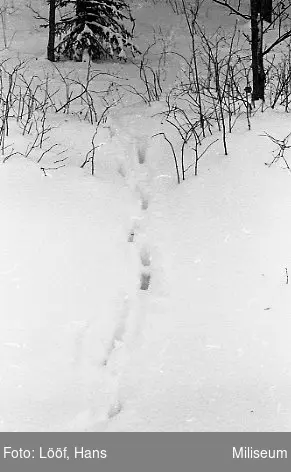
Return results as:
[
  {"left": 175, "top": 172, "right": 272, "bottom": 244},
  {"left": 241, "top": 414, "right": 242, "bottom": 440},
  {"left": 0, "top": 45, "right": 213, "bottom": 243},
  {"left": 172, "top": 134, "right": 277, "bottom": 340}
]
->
[{"left": 54, "top": 0, "right": 139, "bottom": 61}]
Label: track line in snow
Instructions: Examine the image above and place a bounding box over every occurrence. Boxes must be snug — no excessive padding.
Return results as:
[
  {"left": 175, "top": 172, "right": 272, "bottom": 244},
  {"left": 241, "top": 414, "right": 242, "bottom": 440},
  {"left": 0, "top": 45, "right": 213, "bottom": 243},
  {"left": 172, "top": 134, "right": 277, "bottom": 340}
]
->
[{"left": 95, "top": 131, "right": 155, "bottom": 425}]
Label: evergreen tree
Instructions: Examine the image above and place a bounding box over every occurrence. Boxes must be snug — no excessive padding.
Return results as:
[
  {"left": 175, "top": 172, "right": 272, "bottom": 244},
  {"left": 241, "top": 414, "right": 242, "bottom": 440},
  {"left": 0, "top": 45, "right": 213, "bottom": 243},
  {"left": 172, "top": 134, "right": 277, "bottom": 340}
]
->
[{"left": 53, "top": 0, "right": 139, "bottom": 62}]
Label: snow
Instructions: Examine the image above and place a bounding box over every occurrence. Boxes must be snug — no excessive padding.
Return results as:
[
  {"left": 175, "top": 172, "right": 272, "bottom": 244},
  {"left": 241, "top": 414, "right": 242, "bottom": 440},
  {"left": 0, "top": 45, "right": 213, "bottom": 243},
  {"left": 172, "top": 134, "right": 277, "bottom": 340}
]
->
[
  {"left": 0, "top": 157, "right": 140, "bottom": 431},
  {"left": 106, "top": 110, "right": 291, "bottom": 431},
  {"left": 0, "top": 0, "right": 291, "bottom": 431}
]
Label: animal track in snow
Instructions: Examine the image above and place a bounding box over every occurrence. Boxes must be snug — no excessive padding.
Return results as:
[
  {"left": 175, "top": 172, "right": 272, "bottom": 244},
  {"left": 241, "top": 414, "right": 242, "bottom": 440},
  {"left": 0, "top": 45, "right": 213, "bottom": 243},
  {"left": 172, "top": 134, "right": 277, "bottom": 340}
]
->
[
  {"left": 101, "top": 297, "right": 130, "bottom": 367},
  {"left": 140, "top": 272, "right": 151, "bottom": 291},
  {"left": 138, "top": 189, "right": 149, "bottom": 210},
  {"left": 118, "top": 164, "right": 126, "bottom": 177},
  {"left": 136, "top": 136, "right": 148, "bottom": 165},
  {"left": 137, "top": 146, "right": 146, "bottom": 164},
  {"left": 135, "top": 185, "right": 149, "bottom": 211},
  {"left": 141, "top": 197, "right": 149, "bottom": 211},
  {"left": 140, "top": 246, "right": 151, "bottom": 267},
  {"left": 127, "top": 219, "right": 141, "bottom": 243},
  {"left": 107, "top": 400, "right": 122, "bottom": 419},
  {"left": 128, "top": 229, "right": 135, "bottom": 243},
  {"left": 139, "top": 245, "right": 151, "bottom": 291}
]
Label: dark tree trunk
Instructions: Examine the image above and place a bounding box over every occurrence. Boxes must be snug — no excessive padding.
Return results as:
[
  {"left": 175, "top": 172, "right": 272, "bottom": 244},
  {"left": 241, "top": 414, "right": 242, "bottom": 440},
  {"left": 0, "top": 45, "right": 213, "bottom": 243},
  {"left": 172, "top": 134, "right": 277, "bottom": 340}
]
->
[
  {"left": 261, "top": 0, "right": 272, "bottom": 23},
  {"left": 76, "top": 0, "right": 86, "bottom": 24},
  {"left": 47, "top": 0, "right": 56, "bottom": 62},
  {"left": 251, "top": 0, "right": 265, "bottom": 101}
]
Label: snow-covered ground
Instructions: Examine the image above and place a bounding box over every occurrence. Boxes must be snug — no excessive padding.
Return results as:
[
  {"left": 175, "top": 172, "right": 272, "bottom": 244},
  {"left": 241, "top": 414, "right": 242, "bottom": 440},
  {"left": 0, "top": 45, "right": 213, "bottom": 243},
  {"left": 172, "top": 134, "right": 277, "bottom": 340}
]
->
[
  {"left": 0, "top": 0, "right": 291, "bottom": 431},
  {"left": 106, "top": 109, "right": 291, "bottom": 431}
]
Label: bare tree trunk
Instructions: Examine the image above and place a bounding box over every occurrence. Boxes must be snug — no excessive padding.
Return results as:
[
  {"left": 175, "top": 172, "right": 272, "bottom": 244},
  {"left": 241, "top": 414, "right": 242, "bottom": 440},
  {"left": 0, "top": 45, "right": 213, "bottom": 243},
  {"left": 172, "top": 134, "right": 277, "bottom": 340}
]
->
[
  {"left": 262, "top": 0, "right": 272, "bottom": 23},
  {"left": 251, "top": 0, "right": 265, "bottom": 101},
  {"left": 47, "top": 0, "right": 56, "bottom": 62}
]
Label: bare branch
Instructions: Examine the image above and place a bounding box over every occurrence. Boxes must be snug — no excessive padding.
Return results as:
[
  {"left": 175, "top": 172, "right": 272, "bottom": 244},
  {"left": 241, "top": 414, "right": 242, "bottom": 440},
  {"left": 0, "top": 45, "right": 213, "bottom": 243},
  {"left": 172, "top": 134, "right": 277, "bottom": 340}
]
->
[
  {"left": 212, "top": 0, "right": 250, "bottom": 20},
  {"left": 263, "top": 30, "right": 291, "bottom": 56}
]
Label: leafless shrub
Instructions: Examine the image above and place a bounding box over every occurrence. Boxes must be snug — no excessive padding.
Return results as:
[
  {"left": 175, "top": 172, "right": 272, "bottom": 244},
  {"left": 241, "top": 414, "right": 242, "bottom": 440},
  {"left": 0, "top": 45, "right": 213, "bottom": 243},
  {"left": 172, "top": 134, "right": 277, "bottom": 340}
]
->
[
  {"left": 262, "top": 131, "right": 291, "bottom": 171},
  {"left": 53, "top": 60, "right": 123, "bottom": 123},
  {"left": 124, "top": 40, "right": 168, "bottom": 105},
  {"left": 152, "top": 131, "right": 181, "bottom": 184},
  {"left": 0, "top": 0, "right": 18, "bottom": 49},
  {"left": 0, "top": 60, "right": 25, "bottom": 153},
  {"left": 0, "top": 56, "right": 125, "bottom": 169},
  {"left": 267, "top": 41, "right": 291, "bottom": 111},
  {"left": 81, "top": 99, "right": 119, "bottom": 174},
  {"left": 153, "top": 87, "right": 218, "bottom": 180}
]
